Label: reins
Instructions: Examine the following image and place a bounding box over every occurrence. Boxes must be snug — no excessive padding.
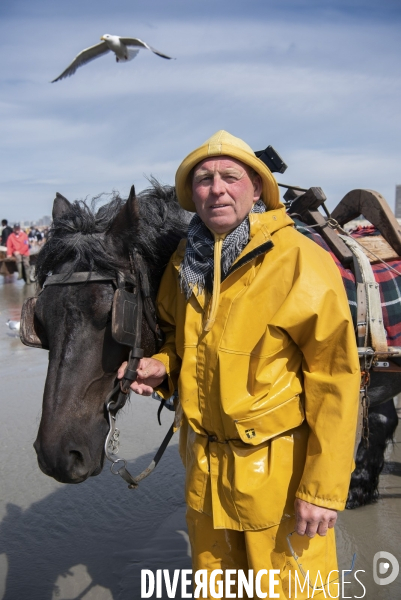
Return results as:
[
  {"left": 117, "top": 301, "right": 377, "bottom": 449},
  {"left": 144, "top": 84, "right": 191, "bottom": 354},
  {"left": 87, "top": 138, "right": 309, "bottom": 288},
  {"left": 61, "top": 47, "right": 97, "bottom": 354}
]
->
[{"left": 39, "top": 264, "right": 175, "bottom": 489}]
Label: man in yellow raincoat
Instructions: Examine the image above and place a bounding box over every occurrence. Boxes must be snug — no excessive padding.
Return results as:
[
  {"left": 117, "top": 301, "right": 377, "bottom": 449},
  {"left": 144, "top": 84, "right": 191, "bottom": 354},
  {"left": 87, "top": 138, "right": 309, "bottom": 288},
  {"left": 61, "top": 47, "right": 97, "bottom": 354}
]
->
[{"left": 119, "top": 131, "right": 360, "bottom": 598}]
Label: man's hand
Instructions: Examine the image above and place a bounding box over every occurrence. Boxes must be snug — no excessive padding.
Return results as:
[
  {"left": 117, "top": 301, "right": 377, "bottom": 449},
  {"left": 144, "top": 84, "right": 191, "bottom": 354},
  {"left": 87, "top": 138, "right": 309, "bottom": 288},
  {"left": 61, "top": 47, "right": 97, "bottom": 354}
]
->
[
  {"left": 117, "top": 358, "right": 167, "bottom": 396},
  {"left": 294, "top": 498, "right": 337, "bottom": 538}
]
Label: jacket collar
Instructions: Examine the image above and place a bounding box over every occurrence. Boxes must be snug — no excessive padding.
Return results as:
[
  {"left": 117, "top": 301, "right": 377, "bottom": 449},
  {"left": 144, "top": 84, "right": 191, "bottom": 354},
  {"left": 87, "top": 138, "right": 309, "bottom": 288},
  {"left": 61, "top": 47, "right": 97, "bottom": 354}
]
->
[
  {"left": 172, "top": 206, "right": 294, "bottom": 307},
  {"left": 242, "top": 205, "right": 294, "bottom": 258},
  {"left": 173, "top": 206, "right": 293, "bottom": 263}
]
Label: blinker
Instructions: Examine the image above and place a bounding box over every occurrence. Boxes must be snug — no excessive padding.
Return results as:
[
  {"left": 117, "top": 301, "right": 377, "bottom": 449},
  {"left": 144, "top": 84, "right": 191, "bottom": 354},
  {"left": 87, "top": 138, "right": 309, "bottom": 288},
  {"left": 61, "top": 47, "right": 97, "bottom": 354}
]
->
[
  {"left": 20, "top": 297, "right": 49, "bottom": 350},
  {"left": 111, "top": 287, "right": 143, "bottom": 351},
  {"left": 20, "top": 282, "right": 144, "bottom": 354}
]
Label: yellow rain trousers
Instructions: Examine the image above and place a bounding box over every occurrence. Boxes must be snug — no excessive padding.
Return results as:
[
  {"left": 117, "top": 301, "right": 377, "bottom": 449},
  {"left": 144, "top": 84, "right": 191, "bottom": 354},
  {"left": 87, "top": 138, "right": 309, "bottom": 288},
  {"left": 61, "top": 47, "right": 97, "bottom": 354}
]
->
[
  {"left": 153, "top": 207, "right": 360, "bottom": 598},
  {"left": 187, "top": 507, "right": 339, "bottom": 599}
]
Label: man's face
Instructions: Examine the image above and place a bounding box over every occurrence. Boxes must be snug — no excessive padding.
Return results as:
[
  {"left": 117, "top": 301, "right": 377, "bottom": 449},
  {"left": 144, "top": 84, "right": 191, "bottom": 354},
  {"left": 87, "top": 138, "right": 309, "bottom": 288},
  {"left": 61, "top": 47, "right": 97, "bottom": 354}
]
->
[{"left": 192, "top": 157, "right": 262, "bottom": 234}]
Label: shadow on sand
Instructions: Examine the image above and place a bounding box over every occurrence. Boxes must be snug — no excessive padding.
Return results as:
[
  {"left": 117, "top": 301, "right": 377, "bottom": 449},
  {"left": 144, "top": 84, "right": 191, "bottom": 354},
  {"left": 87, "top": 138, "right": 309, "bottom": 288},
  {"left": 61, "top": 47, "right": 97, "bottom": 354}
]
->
[{"left": 0, "top": 446, "right": 191, "bottom": 600}]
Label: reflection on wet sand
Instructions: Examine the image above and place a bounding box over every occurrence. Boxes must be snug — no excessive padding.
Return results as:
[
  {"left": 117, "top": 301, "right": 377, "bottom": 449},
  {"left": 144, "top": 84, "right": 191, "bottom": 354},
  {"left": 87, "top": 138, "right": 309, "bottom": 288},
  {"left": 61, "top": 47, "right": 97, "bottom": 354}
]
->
[{"left": 0, "top": 277, "right": 399, "bottom": 599}]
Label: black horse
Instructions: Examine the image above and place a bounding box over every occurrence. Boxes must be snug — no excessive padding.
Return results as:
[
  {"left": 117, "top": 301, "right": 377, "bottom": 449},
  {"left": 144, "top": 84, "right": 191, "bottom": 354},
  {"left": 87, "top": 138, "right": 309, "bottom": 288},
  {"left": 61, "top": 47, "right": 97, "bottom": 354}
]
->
[
  {"left": 32, "top": 182, "right": 189, "bottom": 483},
  {"left": 30, "top": 182, "right": 398, "bottom": 506}
]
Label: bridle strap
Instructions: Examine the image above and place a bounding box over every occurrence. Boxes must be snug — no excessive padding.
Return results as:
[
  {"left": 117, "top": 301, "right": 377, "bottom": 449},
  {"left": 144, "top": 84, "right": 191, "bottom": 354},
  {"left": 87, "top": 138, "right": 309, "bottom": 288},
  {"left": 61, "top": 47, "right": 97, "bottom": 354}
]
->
[
  {"left": 105, "top": 382, "right": 175, "bottom": 489},
  {"left": 43, "top": 272, "right": 117, "bottom": 287},
  {"left": 133, "top": 253, "right": 164, "bottom": 344}
]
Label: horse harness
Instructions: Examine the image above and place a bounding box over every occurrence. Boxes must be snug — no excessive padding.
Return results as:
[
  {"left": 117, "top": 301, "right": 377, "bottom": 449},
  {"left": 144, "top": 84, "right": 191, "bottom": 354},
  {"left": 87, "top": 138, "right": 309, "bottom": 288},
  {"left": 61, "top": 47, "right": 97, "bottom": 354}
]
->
[
  {"left": 338, "top": 234, "right": 401, "bottom": 452},
  {"left": 20, "top": 260, "right": 176, "bottom": 489}
]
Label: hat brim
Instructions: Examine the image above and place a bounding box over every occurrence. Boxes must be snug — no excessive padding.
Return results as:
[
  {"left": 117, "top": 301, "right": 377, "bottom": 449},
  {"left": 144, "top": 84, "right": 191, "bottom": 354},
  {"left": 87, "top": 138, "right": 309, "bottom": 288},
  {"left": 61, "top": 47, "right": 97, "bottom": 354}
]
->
[{"left": 175, "top": 143, "right": 280, "bottom": 212}]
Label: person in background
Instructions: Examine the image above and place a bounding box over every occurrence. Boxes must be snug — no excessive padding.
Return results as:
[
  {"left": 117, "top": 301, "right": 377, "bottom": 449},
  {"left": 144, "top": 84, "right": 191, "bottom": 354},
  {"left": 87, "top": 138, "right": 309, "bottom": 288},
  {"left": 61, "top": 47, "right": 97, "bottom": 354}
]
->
[
  {"left": 1, "top": 219, "right": 13, "bottom": 246},
  {"left": 28, "top": 225, "right": 44, "bottom": 257},
  {"left": 28, "top": 226, "right": 43, "bottom": 244},
  {"left": 6, "top": 223, "right": 30, "bottom": 281}
]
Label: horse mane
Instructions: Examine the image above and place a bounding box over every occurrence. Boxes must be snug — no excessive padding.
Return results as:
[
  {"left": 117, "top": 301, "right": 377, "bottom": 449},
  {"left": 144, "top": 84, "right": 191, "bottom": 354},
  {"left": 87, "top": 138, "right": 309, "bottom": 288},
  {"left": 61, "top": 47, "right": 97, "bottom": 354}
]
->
[
  {"left": 130, "top": 179, "right": 191, "bottom": 282},
  {"left": 35, "top": 179, "right": 190, "bottom": 291}
]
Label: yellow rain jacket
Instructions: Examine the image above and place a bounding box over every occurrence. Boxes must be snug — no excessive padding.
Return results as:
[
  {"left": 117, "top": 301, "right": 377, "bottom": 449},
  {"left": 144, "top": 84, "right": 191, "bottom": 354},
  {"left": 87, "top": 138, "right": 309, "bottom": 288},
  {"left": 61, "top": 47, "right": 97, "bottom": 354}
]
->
[{"left": 153, "top": 206, "right": 360, "bottom": 531}]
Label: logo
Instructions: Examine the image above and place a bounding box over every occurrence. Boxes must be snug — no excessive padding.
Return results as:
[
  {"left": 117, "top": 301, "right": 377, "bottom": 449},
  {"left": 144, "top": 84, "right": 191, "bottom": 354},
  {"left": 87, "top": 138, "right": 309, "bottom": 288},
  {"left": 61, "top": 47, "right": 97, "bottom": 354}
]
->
[
  {"left": 373, "top": 551, "right": 399, "bottom": 586},
  {"left": 245, "top": 428, "right": 256, "bottom": 439}
]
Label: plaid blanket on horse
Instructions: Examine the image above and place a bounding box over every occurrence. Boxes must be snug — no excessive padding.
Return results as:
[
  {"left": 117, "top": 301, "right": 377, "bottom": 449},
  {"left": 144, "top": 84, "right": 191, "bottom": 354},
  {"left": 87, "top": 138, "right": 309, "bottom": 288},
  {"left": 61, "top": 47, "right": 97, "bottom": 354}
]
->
[{"left": 293, "top": 219, "right": 401, "bottom": 345}]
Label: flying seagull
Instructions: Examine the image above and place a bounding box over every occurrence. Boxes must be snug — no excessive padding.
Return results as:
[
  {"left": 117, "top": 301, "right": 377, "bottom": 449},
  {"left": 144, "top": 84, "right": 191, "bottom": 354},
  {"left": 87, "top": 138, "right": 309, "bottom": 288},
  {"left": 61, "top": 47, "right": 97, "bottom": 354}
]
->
[{"left": 52, "top": 34, "right": 173, "bottom": 82}]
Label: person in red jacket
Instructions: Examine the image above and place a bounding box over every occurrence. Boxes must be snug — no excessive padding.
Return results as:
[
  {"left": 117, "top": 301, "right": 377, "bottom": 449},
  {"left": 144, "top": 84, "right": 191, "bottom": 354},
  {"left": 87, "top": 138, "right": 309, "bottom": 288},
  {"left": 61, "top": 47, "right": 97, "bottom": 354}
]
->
[{"left": 6, "top": 224, "right": 31, "bottom": 281}]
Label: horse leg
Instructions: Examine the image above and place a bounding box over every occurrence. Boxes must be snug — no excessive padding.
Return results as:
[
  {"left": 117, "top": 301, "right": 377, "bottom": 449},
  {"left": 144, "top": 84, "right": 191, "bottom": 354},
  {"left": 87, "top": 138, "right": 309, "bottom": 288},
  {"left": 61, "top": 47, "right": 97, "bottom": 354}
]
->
[{"left": 346, "top": 398, "right": 399, "bottom": 509}]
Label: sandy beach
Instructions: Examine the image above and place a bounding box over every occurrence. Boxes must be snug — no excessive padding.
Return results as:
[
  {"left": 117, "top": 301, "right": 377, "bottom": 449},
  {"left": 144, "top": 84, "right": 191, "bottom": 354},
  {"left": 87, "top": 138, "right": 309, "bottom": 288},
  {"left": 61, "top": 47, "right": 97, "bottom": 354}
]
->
[{"left": 0, "top": 276, "right": 400, "bottom": 600}]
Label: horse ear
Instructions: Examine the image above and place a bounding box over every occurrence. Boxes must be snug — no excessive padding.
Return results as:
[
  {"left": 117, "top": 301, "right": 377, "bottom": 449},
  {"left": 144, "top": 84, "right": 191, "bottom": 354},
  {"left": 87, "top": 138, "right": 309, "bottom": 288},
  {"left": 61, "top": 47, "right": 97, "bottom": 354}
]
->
[
  {"left": 127, "top": 184, "right": 137, "bottom": 209},
  {"left": 52, "top": 193, "right": 72, "bottom": 220},
  {"left": 107, "top": 185, "right": 139, "bottom": 239}
]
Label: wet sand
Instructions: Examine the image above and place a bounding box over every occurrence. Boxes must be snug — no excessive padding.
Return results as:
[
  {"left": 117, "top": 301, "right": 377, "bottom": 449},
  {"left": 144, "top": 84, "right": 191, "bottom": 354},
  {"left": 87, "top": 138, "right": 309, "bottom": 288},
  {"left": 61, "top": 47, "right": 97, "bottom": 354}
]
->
[{"left": 0, "top": 277, "right": 400, "bottom": 599}]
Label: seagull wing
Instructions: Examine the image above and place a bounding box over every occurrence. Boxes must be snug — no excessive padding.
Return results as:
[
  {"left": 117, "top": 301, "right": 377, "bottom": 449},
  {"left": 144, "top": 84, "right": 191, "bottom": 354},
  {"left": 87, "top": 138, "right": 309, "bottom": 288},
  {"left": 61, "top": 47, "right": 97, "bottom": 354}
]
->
[
  {"left": 119, "top": 37, "right": 173, "bottom": 59},
  {"left": 51, "top": 41, "right": 111, "bottom": 82}
]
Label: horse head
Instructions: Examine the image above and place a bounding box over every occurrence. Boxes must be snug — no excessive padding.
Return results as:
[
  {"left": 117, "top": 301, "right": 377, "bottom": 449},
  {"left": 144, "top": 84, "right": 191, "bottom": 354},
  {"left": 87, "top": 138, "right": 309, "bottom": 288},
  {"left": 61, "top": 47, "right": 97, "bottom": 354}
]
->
[{"left": 30, "top": 184, "right": 188, "bottom": 484}]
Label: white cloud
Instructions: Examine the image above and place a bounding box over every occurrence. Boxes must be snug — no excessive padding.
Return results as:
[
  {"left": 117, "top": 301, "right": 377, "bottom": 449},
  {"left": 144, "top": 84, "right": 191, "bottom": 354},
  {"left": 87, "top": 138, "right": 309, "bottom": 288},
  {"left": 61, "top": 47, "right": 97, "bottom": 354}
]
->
[{"left": 0, "top": 9, "right": 400, "bottom": 220}]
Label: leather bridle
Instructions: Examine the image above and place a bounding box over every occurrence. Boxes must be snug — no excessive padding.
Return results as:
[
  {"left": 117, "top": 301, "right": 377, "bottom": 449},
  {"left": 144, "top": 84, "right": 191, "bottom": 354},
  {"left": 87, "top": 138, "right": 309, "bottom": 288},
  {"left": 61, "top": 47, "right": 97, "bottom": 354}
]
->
[{"left": 23, "top": 262, "right": 175, "bottom": 489}]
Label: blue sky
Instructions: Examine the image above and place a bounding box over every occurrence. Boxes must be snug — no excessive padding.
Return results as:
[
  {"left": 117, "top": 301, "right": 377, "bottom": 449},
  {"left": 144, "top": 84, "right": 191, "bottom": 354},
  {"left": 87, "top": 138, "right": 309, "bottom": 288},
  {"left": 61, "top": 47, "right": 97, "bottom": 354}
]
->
[{"left": 1, "top": 0, "right": 400, "bottom": 220}]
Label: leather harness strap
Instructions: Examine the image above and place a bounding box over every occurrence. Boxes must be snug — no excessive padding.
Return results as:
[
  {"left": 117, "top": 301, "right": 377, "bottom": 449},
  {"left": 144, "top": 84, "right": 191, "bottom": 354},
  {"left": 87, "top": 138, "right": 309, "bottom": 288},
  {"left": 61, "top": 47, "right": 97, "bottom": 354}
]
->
[
  {"left": 43, "top": 272, "right": 115, "bottom": 286},
  {"left": 372, "top": 359, "right": 401, "bottom": 373},
  {"left": 338, "top": 234, "right": 390, "bottom": 454},
  {"left": 339, "top": 234, "right": 388, "bottom": 355},
  {"left": 356, "top": 283, "right": 368, "bottom": 347}
]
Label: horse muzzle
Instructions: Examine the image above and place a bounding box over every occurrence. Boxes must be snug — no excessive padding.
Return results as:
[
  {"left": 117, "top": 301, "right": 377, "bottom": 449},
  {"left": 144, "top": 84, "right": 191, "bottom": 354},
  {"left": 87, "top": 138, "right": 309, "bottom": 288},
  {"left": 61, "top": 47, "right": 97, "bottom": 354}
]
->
[{"left": 33, "top": 435, "right": 104, "bottom": 484}]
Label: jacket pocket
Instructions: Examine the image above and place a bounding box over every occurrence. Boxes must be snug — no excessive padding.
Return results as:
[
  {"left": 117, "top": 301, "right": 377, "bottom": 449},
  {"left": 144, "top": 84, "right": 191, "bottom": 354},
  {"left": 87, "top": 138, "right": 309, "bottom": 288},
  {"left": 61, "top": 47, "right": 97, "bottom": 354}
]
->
[{"left": 234, "top": 395, "right": 305, "bottom": 446}]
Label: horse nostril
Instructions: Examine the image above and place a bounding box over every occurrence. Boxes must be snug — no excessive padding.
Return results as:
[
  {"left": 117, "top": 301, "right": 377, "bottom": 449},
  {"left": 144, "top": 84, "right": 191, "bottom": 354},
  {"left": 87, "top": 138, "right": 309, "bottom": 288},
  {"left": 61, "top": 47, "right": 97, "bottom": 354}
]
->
[
  {"left": 67, "top": 449, "right": 90, "bottom": 479},
  {"left": 69, "top": 449, "right": 84, "bottom": 464},
  {"left": 34, "top": 434, "right": 94, "bottom": 482}
]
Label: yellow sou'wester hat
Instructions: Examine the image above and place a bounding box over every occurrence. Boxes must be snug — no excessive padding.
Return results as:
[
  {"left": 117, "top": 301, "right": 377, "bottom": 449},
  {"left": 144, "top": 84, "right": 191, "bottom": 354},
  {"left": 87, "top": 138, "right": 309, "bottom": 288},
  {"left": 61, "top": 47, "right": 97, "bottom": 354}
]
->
[{"left": 175, "top": 130, "right": 280, "bottom": 212}]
